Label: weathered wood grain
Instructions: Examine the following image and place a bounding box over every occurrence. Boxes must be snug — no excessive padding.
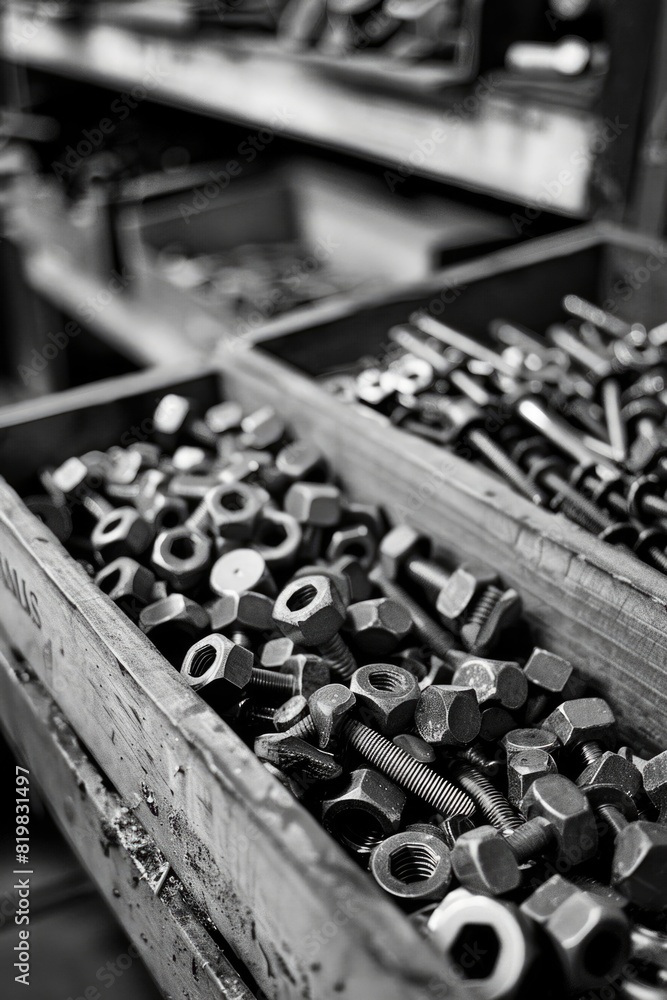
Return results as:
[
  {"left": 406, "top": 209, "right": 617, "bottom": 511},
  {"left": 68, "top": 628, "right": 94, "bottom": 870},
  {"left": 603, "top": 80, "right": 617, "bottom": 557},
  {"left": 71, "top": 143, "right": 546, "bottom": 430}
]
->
[{"left": 0, "top": 648, "right": 255, "bottom": 1000}]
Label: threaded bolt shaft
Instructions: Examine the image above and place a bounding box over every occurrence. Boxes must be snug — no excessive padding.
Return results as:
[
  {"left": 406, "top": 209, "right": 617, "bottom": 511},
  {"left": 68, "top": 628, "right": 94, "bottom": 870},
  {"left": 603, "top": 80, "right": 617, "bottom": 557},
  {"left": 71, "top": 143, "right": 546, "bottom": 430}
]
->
[
  {"left": 448, "top": 760, "right": 523, "bottom": 832},
  {"left": 372, "top": 571, "right": 457, "bottom": 663},
  {"left": 286, "top": 715, "right": 316, "bottom": 741},
  {"left": 506, "top": 816, "right": 553, "bottom": 862},
  {"left": 342, "top": 719, "right": 475, "bottom": 817},
  {"left": 249, "top": 668, "right": 295, "bottom": 703},
  {"left": 318, "top": 633, "right": 357, "bottom": 680},
  {"left": 467, "top": 428, "right": 545, "bottom": 505},
  {"left": 405, "top": 557, "right": 452, "bottom": 599},
  {"left": 456, "top": 744, "right": 499, "bottom": 777},
  {"left": 185, "top": 497, "right": 211, "bottom": 535},
  {"left": 596, "top": 804, "right": 627, "bottom": 837},
  {"left": 579, "top": 740, "right": 604, "bottom": 768}
]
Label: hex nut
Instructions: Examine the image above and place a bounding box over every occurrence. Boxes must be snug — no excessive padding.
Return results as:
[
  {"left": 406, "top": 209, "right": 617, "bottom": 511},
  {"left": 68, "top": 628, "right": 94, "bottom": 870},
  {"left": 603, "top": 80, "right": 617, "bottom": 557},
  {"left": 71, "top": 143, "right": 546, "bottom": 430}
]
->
[
  {"left": 206, "top": 590, "right": 275, "bottom": 633},
  {"left": 611, "top": 821, "right": 667, "bottom": 910},
  {"left": 152, "top": 528, "right": 211, "bottom": 591},
  {"left": 321, "top": 768, "right": 406, "bottom": 855},
  {"left": 543, "top": 698, "right": 616, "bottom": 749},
  {"left": 254, "top": 509, "right": 302, "bottom": 570},
  {"left": 344, "top": 598, "right": 412, "bottom": 656},
  {"left": 281, "top": 655, "right": 330, "bottom": 699},
  {"left": 202, "top": 482, "right": 265, "bottom": 541},
  {"left": 272, "top": 574, "right": 346, "bottom": 646},
  {"left": 451, "top": 826, "right": 520, "bottom": 896},
  {"left": 521, "top": 876, "right": 630, "bottom": 992},
  {"left": 259, "top": 637, "right": 300, "bottom": 669},
  {"left": 522, "top": 774, "right": 598, "bottom": 864},
  {"left": 370, "top": 830, "right": 452, "bottom": 904},
  {"left": 181, "top": 632, "right": 254, "bottom": 710},
  {"left": 350, "top": 664, "right": 421, "bottom": 736},
  {"left": 308, "top": 683, "right": 356, "bottom": 748},
  {"left": 428, "top": 889, "right": 536, "bottom": 996},
  {"left": 502, "top": 728, "right": 560, "bottom": 759},
  {"left": 293, "top": 564, "right": 351, "bottom": 607},
  {"left": 139, "top": 594, "right": 211, "bottom": 666},
  {"left": 452, "top": 658, "right": 528, "bottom": 711},
  {"left": 576, "top": 751, "right": 642, "bottom": 798},
  {"left": 209, "top": 548, "right": 276, "bottom": 598},
  {"left": 284, "top": 482, "right": 342, "bottom": 527},
  {"left": 414, "top": 686, "right": 481, "bottom": 747},
  {"left": 524, "top": 647, "right": 573, "bottom": 694},
  {"left": 507, "top": 749, "right": 557, "bottom": 808},
  {"left": 379, "top": 524, "right": 426, "bottom": 581},
  {"left": 91, "top": 506, "right": 154, "bottom": 563},
  {"left": 643, "top": 750, "right": 667, "bottom": 815},
  {"left": 95, "top": 557, "right": 156, "bottom": 621}
]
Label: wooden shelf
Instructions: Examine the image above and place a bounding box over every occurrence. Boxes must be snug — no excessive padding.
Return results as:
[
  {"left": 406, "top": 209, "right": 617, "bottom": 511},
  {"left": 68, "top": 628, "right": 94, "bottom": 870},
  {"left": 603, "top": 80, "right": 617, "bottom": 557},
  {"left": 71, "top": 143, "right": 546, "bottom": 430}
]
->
[{"left": 2, "top": 8, "right": 599, "bottom": 216}]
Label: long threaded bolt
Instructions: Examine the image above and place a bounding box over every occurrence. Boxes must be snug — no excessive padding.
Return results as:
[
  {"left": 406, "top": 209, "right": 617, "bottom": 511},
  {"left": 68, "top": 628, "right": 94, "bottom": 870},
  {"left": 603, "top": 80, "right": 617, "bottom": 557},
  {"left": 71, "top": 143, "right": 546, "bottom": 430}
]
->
[
  {"left": 341, "top": 718, "right": 475, "bottom": 817},
  {"left": 447, "top": 760, "right": 523, "bottom": 832},
  {"left": 371, "top": 569, "right": 457, "bottom": 664},
  {"left": 466, "top": 428, "right": 546, "bottom": 505}
]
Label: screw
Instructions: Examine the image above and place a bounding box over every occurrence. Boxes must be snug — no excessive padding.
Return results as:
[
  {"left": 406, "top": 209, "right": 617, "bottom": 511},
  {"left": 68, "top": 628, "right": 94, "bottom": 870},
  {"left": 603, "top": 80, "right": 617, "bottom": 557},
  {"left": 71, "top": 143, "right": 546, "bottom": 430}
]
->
[
  {"left": 447, "top": 759, "right": 523, "bottom": 832},
  {"left": 339, "top": 717, "right": 475, "bottom": 818}
]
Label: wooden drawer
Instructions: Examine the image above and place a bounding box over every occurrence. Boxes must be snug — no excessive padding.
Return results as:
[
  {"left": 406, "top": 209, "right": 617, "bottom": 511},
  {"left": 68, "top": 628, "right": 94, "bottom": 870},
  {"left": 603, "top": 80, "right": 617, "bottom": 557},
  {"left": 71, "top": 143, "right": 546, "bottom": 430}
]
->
[
  {"left": 0, "top": 365, "right": 460, "bottom": 1000},
  {"left": 224, "top": 222, "right": 667, "bottom": 754}
]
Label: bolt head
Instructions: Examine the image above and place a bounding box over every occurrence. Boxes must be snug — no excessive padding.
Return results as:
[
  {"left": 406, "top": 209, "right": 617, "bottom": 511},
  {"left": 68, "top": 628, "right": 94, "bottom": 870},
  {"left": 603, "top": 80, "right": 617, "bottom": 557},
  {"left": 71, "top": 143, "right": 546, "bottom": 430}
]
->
[
  {"left": 435, "top": 567, "right": 477, "bottom": 624},
  {"left": 378, "top": 524, "right": 425, "bottom": 581},
  {"left": 414, "top": 685, "right": 481, "bottom": 746},
  {"left": 452, "top": 658, "right": 528, "bottom": 710},
  {"left": 507, "top": 749, "right": 557, "bottom": 808},
  {"left": 576, "top": 751, "right": 642, "bottom": 798},
  {"left": 522, "top": 774, "right": 598, "bottom": 864},
  {"left": 308, "top": 683, "right": 356, "bottom": 748},
  {"left": 345, "top": 598, "right": 412, "bottom": 656},
  {"left": 643, "top": 750, "right": 667, "bottom": 810},
  {"left": 502, "top": 728, "right": 560, "bottom": 758},
  {"left": 524, "top": 647, "right": 573, "bottom": 694},
  {"left": 284, "top": 482, "right": 342, "bottom": 527},
  {"left": 543, "top": 698, "right": 616, "bottom": 749},
  {"left": 451, "top": 827, "right": 521, "bottom": 896},
  {"left": 612, "top": 821, "right": 667, "bottom": 910},
  {"left": 181, "top": 633, "right": 253, "bottom": 707}
]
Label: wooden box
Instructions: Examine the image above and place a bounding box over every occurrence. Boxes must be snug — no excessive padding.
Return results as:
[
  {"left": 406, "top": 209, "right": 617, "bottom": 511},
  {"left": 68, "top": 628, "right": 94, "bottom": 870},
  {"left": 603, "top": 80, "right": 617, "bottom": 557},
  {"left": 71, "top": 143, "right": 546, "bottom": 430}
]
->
[
  {"left": 226, "top": 222, "right": 667, "bottom": 753},
  {"left": 0, "top": 366, "right": 461, "bottom": 1000}
]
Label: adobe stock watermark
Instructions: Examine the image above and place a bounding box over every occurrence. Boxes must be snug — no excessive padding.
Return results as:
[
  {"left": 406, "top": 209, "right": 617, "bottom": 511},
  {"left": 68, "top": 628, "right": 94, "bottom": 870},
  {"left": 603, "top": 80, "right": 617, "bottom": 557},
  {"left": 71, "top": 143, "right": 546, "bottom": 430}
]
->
[{"left": 510, "top": 117, "right": 628, "bottom": 233}]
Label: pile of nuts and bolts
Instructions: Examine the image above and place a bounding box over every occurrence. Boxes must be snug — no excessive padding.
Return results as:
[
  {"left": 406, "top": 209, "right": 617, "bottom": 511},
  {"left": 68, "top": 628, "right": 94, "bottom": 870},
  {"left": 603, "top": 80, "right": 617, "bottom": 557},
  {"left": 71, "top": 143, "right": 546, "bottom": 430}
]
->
[
  {"left": 322, "top": 295, "right": 667, "bottom": 573},
  {"left": 29, "top": 392, "right": 667, "bottom": 999}
]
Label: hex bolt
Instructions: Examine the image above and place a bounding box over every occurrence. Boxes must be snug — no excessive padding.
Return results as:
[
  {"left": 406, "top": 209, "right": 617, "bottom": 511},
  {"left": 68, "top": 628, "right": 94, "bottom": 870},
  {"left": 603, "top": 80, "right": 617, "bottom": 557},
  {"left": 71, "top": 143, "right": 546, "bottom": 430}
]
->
[
  {"left": 272, "top": 575, "right": 358, "bottom": 680},
  {"left": 339, "top": 717, "right": 476, "bottom": 818},
  {"left": 369, "top": 567, "right": 457, "bottom": 663},
  {"left": 447, "top": 759, "right": 523, "bottom": 832},
  {"left": 543, "top": 698, "right": 616, "bottom": 772}
]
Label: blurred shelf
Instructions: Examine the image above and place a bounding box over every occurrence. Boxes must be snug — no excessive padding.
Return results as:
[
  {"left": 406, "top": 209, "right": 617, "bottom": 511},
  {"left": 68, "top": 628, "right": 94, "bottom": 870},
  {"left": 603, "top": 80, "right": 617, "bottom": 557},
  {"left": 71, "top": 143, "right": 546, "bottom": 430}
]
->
[
  {"left": 1, "top": 8, "right": 601, "bottom": 216},
  {"left": 22, "top": 248, "right": 199, "bottom": 366}
]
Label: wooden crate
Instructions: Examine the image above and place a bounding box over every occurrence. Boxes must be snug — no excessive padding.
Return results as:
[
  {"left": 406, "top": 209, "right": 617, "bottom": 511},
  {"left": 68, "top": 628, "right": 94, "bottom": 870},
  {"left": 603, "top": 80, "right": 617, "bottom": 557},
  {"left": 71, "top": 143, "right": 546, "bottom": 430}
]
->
[
  {"left": 0, "top": 365, "right": 460, "bottom": 1000},
  {"left": 224, "top": 222, "right": 667, "bottom": 754}
]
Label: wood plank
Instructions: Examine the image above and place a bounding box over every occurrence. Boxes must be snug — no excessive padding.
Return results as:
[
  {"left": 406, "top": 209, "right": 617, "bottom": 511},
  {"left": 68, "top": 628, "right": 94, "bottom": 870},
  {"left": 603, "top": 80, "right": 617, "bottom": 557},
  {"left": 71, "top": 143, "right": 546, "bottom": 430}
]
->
[
  {"left": 0, "top": 647, "right": 256, "bottom": 1000},
  {"left": 0, "top": 368, "right": 461, "bottom": 1000},
  {"left": 1, "top": 8, "right": 597, "bottom": 215}
]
